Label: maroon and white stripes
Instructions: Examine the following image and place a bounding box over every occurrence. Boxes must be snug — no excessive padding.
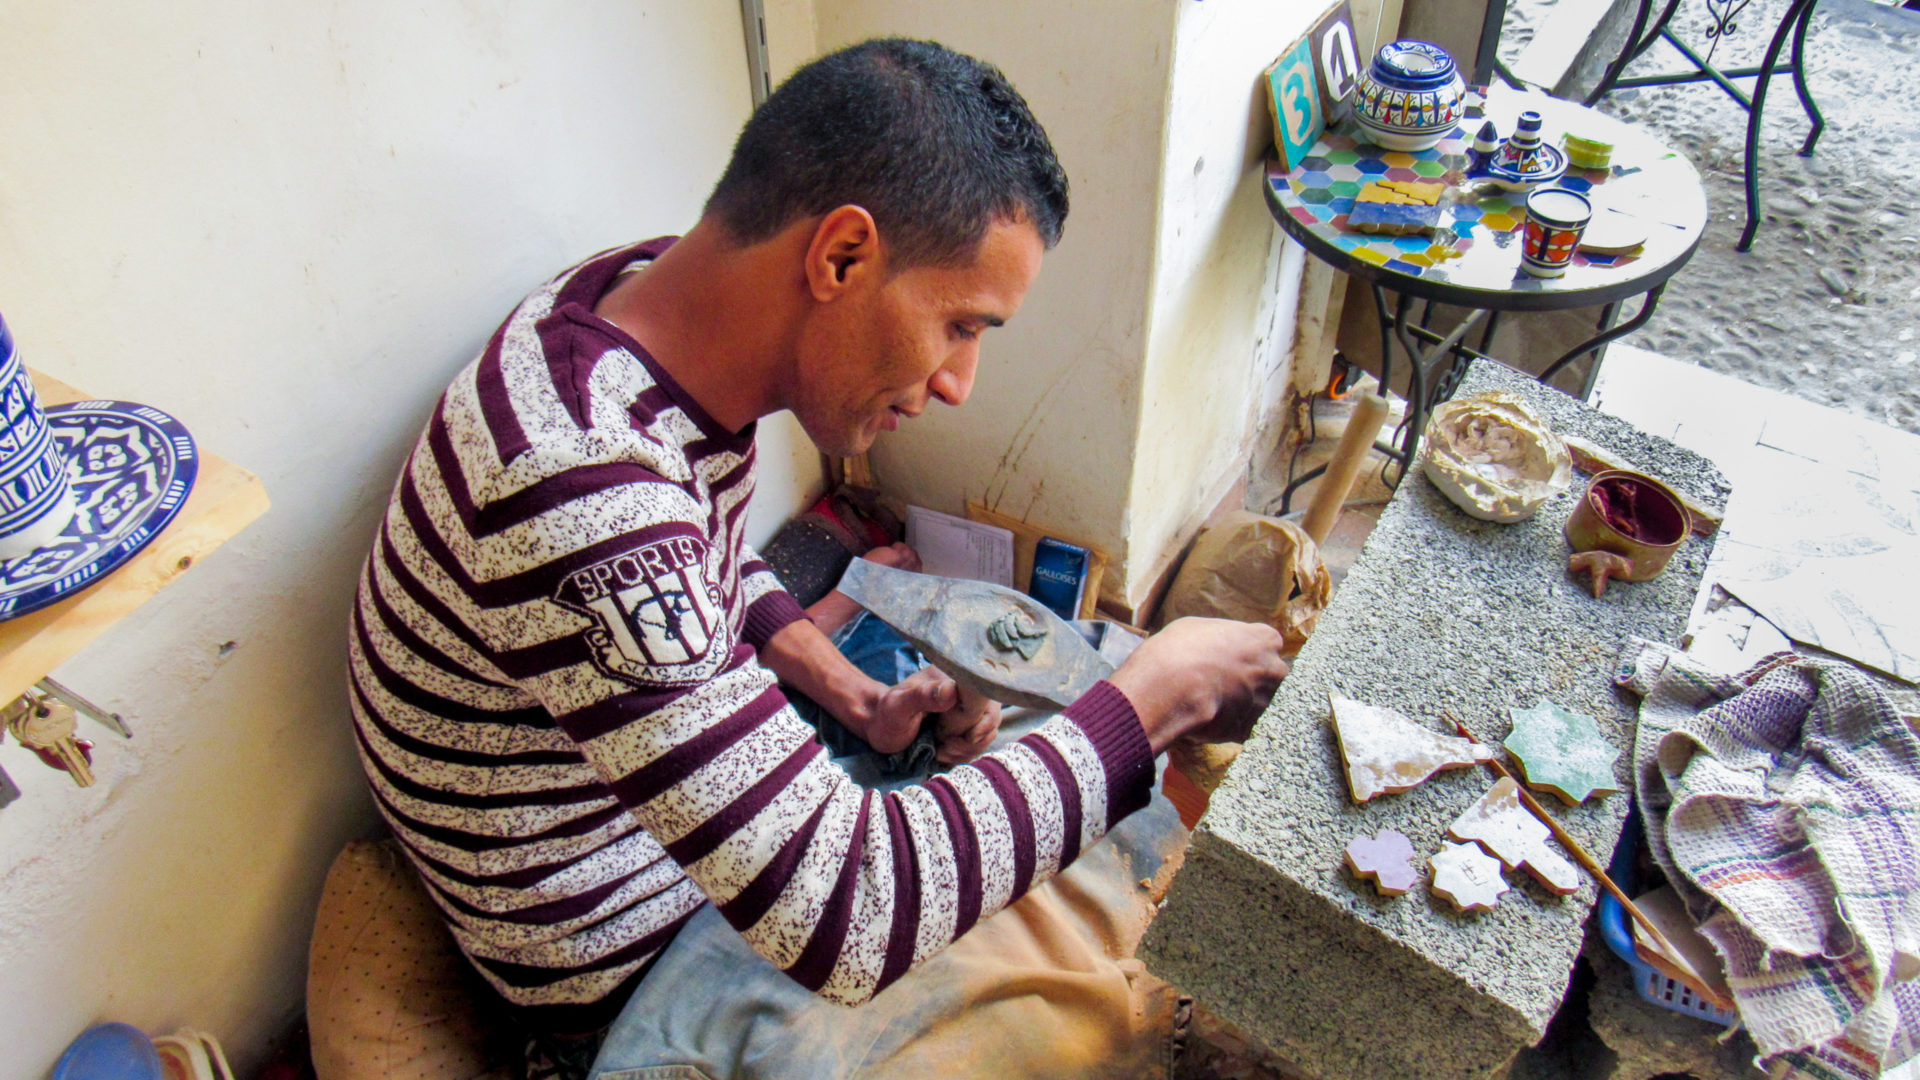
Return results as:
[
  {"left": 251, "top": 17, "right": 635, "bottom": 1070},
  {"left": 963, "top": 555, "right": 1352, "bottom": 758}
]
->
[{"left": 347, "top": 239, "right": 1154, "bottom": 1029}]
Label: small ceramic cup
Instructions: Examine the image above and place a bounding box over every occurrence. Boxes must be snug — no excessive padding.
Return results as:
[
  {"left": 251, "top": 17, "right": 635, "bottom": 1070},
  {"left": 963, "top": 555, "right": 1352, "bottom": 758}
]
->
[
  {"left": 1520, "top": 188, "right": 1593, "bottom": 278},
  {"left": 0, "top": 312, "right": 77, "bottom": 561}
]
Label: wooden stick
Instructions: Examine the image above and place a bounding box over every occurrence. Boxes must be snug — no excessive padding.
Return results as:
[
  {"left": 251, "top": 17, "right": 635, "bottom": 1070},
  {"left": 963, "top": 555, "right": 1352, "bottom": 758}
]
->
[
  {"left": 1444, "top": 711, "right": 1689, "bottom": 969},
  {"left": 1302, "top": 392, "right": 1390, "bottom": 546}
]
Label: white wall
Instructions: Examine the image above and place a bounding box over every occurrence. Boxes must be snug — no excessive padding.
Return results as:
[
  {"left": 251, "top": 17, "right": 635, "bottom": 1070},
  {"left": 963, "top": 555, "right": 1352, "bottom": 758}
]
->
[
  {"left": 0, "top": 3, "right": 819, "bottom": 1074},
  {"left": 815, "top": 0, "right": 1176, "bottom": 582},
  {"left": 811, "top": 0, "right": 1308, "bottom": 608},
  {"left": 1124, "top": 1, "right": 1318, "bottom": 601}
]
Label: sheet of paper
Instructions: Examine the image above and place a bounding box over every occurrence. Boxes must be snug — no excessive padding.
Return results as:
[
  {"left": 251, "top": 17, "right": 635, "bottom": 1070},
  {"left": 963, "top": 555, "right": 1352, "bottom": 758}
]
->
[
  {"left": 905, "top": 506, "right": 1015, "bottom": 588},
  {"left": 1708, "top": 457, "right": 1918, "bottom": 683}
]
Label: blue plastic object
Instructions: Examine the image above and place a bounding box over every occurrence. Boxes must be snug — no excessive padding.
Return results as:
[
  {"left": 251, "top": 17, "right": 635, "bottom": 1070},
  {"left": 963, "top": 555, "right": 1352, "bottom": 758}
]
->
[
  {"left": 52, "top": 1023, "right": 163, "bottom": 1080},
  {"left": 1598, "top": 807, "right": 1739, "bottom": 1026}
]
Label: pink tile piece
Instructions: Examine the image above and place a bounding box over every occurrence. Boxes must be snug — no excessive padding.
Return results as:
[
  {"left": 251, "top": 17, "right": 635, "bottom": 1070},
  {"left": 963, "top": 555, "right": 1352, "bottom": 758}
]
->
[{"left": 1345, "top": 829, "right": 1421, "bottom": 897}]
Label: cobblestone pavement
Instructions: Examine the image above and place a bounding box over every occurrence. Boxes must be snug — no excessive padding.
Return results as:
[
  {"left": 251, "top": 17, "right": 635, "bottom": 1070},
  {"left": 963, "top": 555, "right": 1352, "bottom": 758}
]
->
[{"left": 1503, "top": 0, "right": 1920, "bottom": 435}]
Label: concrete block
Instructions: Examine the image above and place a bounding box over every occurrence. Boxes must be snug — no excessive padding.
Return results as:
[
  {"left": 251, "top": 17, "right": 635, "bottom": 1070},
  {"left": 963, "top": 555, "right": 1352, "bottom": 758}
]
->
[{"left": 1141, "top": 360, "right": 1729, "bottom": 1080}]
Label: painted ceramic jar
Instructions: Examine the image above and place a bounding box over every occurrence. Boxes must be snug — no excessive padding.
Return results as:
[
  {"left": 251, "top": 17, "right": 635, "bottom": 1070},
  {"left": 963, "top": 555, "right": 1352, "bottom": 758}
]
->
[
  {"left": 0, "top": 311, "right": 77, "bottom": 560},
  {"left": 1520, "top": 187, "right": 1593, "bottom": 278},
  {"left": 1352, "top": 40, "right": 1466, "bottom": 151}
]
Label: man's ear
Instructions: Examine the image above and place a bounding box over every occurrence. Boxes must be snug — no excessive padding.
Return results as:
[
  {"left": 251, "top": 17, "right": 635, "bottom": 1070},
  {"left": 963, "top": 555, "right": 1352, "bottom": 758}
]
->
[{"left": 804, "top": 205, "right": 884, "bottom": 301}]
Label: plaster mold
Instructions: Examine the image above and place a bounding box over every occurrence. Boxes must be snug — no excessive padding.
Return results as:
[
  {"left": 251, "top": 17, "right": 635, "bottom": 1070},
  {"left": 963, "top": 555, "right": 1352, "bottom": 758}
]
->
[
  {"left": 1329, "top": 692, "right": 1492, "bottom": 802},
  {"left": 1422, "top": 392, "right": 1572, "bottom": 523}
]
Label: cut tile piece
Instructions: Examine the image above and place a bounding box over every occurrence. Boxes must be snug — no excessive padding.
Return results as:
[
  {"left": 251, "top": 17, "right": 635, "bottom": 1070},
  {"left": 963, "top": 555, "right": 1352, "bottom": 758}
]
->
[
  {"left": 1345, "top": 829, "right": 1421, "bottom": 896},
  {"left": 1355, "top": 179, "right": 1422, "bottom": 204},
  {"left": 1379, "top": 179, "right": 1446, "bottom": 204},
  {"left": 1348, "top": 201, "right": 1441, "bottom": 235},
  {"left": 1447, "top": 778, "right": 1580, "bottom": 895},
  {"left": 1430, "top": 841, "right": 1509, "bottom": 913},
  {"left": 1329, "top": 692, "right": 1494, "bottom": 803},
  {"left": 1355, "top": 179, "right": 1445, "bottom": 205},
  {"left": 1504, "top": 699, "right": 1621, "bottom": 805}
]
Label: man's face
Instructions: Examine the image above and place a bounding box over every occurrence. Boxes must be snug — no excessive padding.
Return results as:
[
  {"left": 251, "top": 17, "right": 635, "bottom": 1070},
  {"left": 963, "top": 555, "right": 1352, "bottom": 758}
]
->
[{"left": 791, "top": 217, "right": 1045, "bottom": 457}]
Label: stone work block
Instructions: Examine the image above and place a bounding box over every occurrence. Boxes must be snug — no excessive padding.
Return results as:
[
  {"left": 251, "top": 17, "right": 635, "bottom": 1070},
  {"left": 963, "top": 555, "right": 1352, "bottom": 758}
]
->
[{"left": 1142, "top": 361, "right": 1729, "bottom": 1080}]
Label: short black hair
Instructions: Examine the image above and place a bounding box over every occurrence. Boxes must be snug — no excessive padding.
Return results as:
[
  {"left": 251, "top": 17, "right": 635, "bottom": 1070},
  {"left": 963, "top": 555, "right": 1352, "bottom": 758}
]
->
[{"left": 704, "top": 38, "right": 1068, "bottom": 268}]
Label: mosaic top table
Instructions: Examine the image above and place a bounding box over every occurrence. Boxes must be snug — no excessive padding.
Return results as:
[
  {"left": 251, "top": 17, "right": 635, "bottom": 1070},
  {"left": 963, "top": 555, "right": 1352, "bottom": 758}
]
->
[{"left": 1266, "top": 84, "right": 1708, "bottom": 475}]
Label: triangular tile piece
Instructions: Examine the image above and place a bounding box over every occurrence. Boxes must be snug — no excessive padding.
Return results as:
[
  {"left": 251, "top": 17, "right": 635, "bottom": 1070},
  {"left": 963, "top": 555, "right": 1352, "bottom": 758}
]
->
[
  {"left": 1447, "top": 778, "right": 1580, "bottom": 895},
  {"left": 1430, "top": 841, "right": 1509, "bottom": 913},
  {"left": 1345, "top": 830, "right": 1420, "bottom": 897},
  {"left": 1329, "top": 692, "right": 1493, "bottom": 802},
  {"left": 1503, "top": 699, "right": 1621, "bottom": 805}
]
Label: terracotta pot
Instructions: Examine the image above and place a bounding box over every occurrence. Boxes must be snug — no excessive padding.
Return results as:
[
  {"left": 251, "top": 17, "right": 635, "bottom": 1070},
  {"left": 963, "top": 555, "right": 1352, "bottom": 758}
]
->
[{"left": 1563, "top": 469, "right": 1688, "bottom": 583}]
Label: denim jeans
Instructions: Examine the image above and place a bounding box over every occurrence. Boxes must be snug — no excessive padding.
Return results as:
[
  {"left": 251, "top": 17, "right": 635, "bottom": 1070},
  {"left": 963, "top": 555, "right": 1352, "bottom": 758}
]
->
[
  {"left": 785, "top": 612, "right": 940, "bottom": 776},
  {"left": 586, "top": 614, "right": 1183, "bottom": 1080}
]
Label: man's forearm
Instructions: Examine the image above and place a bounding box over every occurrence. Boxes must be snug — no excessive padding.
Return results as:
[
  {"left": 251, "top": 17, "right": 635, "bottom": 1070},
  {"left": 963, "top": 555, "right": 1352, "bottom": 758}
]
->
[{"left": 759, "top": 616, "right": 885, "bottom": 737}]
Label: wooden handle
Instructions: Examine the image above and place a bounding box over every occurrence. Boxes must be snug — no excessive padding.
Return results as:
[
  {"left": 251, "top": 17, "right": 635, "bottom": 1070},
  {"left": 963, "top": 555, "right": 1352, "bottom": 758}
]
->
[{"left": 1302, "top": 393, "right": 1390, "bottom": 546}]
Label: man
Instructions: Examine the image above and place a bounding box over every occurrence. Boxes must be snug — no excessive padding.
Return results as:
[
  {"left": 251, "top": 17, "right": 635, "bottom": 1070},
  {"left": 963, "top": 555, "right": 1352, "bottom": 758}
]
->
[{"left": 347, "top": 38, "right": 1287, "bottom": 1078}]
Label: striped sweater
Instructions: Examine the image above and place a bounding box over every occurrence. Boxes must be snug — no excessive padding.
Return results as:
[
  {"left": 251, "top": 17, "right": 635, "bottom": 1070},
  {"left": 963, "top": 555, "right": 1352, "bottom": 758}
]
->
[{"left": 347, "top": 239, "right": 1155, "bottom": 1029}]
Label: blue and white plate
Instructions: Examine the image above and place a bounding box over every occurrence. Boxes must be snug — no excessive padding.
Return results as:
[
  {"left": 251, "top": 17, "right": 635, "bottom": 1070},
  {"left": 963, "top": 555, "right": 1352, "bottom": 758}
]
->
[{"left": 0, "top": 401, "right": 197, "bottom": 621}]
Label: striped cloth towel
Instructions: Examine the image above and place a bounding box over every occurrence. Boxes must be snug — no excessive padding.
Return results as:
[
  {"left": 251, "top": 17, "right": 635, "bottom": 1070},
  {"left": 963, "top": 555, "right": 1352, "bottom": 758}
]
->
[{"left": 1617, "top": 640, "right": 1920, "bottom": 1079}]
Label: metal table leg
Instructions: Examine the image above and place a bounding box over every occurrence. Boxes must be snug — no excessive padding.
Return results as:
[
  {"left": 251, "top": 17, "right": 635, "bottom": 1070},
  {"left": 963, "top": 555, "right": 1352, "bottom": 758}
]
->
[
  {"left": 1789, "top": 0, "right": 1826, "bottom": 156},
  {"left": 1373, "top": 286, "right": 1491, "bottom": 484},
  {"left": 1584, "top": 0, "right": 1685, "bottom": 106},
  {"left": 1537, "top": 284, "right": 1667, "bottom": 388},
  {"left": 1324, "top": 283, "right": 1664, "bottom": 501},
  {"left": 1737, "top": 0, "right": 1821, "bottom": 250},
  {"left": 1584, "top": 0, "right": 1825, "bottom": 252}
]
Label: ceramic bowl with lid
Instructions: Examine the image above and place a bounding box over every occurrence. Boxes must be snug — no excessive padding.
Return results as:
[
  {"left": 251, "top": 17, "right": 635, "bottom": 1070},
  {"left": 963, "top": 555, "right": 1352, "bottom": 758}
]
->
[{"left": 1352, "top": 40, "right": 1466, "bottom": 151}]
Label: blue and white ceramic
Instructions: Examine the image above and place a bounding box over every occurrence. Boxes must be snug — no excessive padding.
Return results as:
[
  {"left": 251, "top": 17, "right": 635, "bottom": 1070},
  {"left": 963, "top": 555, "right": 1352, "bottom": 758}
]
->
[
  {"left": 0, "top": 400, "right": 198, "bottom": 621},
  {"left": 1481, "top": 110, "right": 1569, "bottom": 192},
  {"left": 0, "top": 312, "right": 78, "bottom": 560},
  {"left": 1352, "top": 40, "right": 1466, "bottom": 151}
]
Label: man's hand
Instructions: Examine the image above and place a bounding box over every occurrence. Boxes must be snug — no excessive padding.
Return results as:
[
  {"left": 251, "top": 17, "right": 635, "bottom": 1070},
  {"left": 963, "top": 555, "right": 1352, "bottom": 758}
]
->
[
  {"left": 935, "top": 685, "right": 999, "bottom": 764},
  {"left": 861, "top": 541, "right": 920, "bottom": 573},
  {"left": 865, "top": 666, "right": 1003, "bottom": 762},
  {"left": 1106, "top": 617, "right": 1289, "bottom": 753}
]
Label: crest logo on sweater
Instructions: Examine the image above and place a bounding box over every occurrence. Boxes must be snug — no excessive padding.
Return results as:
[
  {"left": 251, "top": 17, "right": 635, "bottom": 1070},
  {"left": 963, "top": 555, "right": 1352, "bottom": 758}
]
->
[{"left": 555, "top": 536, "right": 728, "bottom": 687}]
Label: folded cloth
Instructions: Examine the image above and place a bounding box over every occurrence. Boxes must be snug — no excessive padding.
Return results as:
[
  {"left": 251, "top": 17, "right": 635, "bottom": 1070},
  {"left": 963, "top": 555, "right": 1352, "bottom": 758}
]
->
[{"left": 1617, "top": 640, "right": 1920, "bottom": 1079}]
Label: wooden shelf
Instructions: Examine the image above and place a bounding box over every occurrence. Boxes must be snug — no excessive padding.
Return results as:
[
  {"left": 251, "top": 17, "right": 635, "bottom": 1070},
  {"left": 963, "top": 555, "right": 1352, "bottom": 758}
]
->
[{"left": 0, "top": 371, "right": 270, "bottom": 702}]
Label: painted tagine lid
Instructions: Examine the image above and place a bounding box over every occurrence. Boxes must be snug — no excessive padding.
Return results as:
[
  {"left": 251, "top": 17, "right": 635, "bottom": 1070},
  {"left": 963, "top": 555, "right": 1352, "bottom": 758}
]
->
[
  {"left": 1498, "top": 112, "right": 1556, "bottom": 174},
  {"left": 1367, "top": 40, "right": 1458, "bottom": 92}
]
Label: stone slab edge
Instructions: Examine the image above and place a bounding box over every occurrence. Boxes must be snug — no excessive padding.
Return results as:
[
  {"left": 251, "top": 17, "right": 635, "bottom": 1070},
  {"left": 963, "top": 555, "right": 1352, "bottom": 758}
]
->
[
  {"left": 1142, "top": 360, "right": 1729, "bottom": 1080},
  {"left": 1151, "top": 828, "right": 1543, "bottom": 1080}
]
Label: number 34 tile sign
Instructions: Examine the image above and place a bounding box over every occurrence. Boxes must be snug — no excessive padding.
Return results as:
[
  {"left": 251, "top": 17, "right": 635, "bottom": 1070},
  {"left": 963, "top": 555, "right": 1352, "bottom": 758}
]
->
[{"left": 1264, "top": 0, "right": 1359, "bottom": 170}]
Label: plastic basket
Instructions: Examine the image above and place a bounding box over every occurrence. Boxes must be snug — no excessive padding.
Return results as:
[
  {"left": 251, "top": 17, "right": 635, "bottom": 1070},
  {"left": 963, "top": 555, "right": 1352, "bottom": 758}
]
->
[{"left": 1597, "top": 808, "right": 1739, "bottom": 1026}]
